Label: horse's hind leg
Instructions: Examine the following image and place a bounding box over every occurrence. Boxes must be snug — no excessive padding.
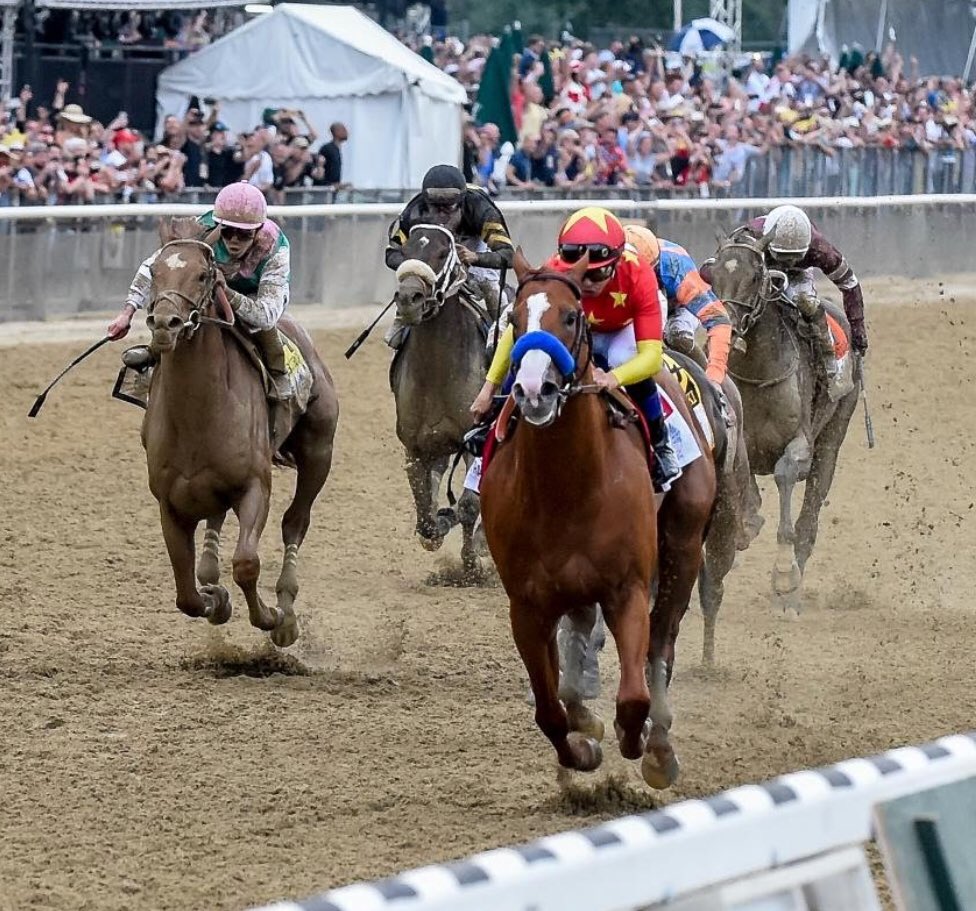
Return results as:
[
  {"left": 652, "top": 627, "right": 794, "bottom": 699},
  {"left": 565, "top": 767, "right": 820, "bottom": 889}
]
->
[
  {"left": 700, "top": 492, "right": 738, "bottom": 666},
  {"left": 771, "top": 435, "right": 812, "bottom": 615},
  {"left": 197, "top": 513, "right": 226, "bottom": 586},
  {"left": 160, "top": 505, "right": 230, "bottom": 624},
  {"left": 557, "top": 605, "right": 605, "bottom": 742},
  {"left": 511, "top": 603, "right": 602, "bottom": 772},
  {"left": 794, "top": 396, "right": 856, "bottom": 576},
  {"left": 274, "top": 431, "right": 335, "bottom": 648},
  {"left": 231, "top": 478, "right": 279, "bottom": 634}
]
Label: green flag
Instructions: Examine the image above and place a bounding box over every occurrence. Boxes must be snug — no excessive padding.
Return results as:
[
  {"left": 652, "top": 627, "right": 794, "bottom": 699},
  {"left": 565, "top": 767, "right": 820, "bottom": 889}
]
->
[
  {"left": 475, "top": 34, "right": 518, "bottom": 145},
  {"left": 540, "top": 46, "right": 555, "bottom": 105}
]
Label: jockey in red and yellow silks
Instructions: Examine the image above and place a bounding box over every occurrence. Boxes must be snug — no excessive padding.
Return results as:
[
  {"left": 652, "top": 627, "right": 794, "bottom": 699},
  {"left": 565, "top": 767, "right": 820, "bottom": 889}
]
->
[
  {"left": 625, "top": 224, "right": 732, "bottom": 385},
  {"left": 473, "top": 206, "right": 682, "bottom": 492}
]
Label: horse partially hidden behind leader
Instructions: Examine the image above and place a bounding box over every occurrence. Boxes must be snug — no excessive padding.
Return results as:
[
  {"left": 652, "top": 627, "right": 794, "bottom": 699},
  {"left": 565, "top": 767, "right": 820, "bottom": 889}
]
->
[
  {"left": 480, "top": 250, "right": 700, "bottom": 788},
  {"left": 390, "top": 223, "right": 487, "bottom": 574},
  {"left": 142, "top": 217, "right": 338, "bottom": 646},
  {"left": 707, "top": 230, "right": 858, "bottom": 614}
]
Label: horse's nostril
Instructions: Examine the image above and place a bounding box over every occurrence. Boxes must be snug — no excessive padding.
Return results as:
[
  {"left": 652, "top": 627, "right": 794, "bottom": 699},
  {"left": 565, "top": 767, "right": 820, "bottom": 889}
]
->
[
  {"left": 167, "top": 315, "right": 183, "bottom": 331},
  {"left": 410, "top": 291, "right": 425, "bottom": 307},
  {"left": 541, "top": 382, "right": 559, "bottom": 398}
]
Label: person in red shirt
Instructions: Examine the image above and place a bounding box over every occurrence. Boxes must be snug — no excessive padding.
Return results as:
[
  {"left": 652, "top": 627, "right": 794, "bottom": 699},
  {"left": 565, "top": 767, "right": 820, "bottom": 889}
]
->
[{"left": 471, "top": 206, "right": 681, "bottom": 492}]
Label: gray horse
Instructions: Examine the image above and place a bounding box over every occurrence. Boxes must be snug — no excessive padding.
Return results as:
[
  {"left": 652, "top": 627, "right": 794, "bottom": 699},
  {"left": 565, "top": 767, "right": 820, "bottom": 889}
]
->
[
  {"left": 390, "top": 223, "right": 487, "bottom": 573},
  {"left": 707, "top": 231, "right": 859, "bottom": 614}
]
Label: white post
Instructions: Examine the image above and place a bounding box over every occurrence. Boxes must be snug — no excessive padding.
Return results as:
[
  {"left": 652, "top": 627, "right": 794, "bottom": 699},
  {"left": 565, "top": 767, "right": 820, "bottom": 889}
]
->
[
  {"left": 965, "top": 22, "right": 976, "bottom": 83},
  {"left": 874, "top": 0, "right": 888, "bottom": 53},
  {"left": 0, "top": 3, "right": 16, "bottom": 107},
  {"left": 673, "top": 0, "right": 682, "bottom": 31}
]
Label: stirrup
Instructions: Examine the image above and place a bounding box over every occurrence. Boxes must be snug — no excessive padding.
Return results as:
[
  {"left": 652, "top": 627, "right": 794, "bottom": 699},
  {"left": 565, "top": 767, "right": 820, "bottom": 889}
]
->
[{"left": 652, "top": 444, "right": 683, "bottom": 494}]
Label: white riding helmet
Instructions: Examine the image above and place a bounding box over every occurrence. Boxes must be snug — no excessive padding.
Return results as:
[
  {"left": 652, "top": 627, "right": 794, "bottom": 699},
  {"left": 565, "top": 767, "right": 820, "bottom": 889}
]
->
[{"left": 763, "top": 205, "right": 812, "bottom": 259}]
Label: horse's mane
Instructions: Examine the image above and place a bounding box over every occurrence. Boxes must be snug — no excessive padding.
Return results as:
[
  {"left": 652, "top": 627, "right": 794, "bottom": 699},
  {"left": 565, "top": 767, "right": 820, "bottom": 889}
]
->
[{"left": 160, "top": 216, "right": 207, "bottom": 245}]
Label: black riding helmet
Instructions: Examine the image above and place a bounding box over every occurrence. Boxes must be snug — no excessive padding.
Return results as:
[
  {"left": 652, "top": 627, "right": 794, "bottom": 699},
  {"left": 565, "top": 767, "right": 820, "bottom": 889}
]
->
[{"left": 422, "top": 164, "right": 466, "bottom": 208}]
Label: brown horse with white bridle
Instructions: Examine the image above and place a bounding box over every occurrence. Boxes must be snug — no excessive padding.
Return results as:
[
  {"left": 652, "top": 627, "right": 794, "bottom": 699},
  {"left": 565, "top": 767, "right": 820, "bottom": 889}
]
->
[
  {"left": 480, "top": 250, "right": 689, "bottom": 787},
  {"left": 142, "top": 218, "right": 339, "bottom": 646}
]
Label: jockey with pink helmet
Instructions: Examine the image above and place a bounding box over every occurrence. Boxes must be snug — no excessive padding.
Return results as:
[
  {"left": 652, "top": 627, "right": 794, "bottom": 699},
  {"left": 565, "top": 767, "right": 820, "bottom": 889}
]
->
[{"left": 107, "top": 181, "right": 294, "bottom": 399}]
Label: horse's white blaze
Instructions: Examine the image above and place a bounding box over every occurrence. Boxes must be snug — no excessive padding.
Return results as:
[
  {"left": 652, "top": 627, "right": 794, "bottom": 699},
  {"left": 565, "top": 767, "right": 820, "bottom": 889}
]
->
[
  {"left": 164, "top": 252, "right": 187, "bottom": 270},
  {"left": 515, "top": 349, "right": 553, "bottom": 401},
  {"left": 723, "top": 259, "right": 739, "bottom": 274},
  {"left": 525, "top": 292, "right": 550, "bottom": 332}
]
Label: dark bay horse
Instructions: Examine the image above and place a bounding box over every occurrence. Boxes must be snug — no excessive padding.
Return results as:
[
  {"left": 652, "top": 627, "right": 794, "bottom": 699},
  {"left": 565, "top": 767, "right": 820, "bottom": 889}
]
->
[
  {"left": 707, "top": 231, "right": 858, "bottom": 614},
  {"left": 390, "top": 223, "right": 486, "bottom": 573},
  {"left": 480, "top": 250, "right": 684, "bottom": 788},
  {"left": 143, "top": 218, "right": 339, "bottom": 646}
]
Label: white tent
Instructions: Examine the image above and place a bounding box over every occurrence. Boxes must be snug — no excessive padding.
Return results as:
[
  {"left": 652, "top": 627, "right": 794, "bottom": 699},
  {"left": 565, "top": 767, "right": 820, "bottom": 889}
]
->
[{"left": 156, "top": 3, "right": 466, "bottom": 189}]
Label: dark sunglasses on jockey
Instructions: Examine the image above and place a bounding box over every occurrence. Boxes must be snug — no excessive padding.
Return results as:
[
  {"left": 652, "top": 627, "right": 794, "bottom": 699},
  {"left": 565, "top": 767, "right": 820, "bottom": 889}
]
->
[
  {"left": 220, "top": 225, "right": 259, "bottom": 241},
  {"left": 558, "top": 242, "right": 623, "bottom": 266},
  {"left": 425, "top": 187, "right": 463, "bottom": 210},
  {"left": 581, "top": 262, "right": 618, "bottom": 283}
]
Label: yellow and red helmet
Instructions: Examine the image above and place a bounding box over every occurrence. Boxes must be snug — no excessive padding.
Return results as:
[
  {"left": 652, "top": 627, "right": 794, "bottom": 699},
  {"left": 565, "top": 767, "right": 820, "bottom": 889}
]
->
[{"left": 557, "top": 206, "right": 626, "bottom": 268}]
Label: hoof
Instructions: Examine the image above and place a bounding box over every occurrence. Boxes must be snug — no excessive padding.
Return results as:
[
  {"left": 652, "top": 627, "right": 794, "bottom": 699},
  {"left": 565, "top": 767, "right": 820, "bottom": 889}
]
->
[
  {"left": 567, "top": 703, "right": 605, "bottom": 742},
  {"left": 201, "top": 585, "right": 232, "bottom": 625},
  {"left": 615, "top": 717, "right": 652, "bottom": 761},
  {"left": 566, "top": 731, "right": 603, "bottom": 772},
  {"left": 772, "top": 586, "right": 802, "bottom": 618},
  {"left": 641, "top": 749, "right": 680, "bottom": 790},
  {"left": 418, "top": 532, "right": 444, "bottom": 552},
  {"left": 435, "top": 507, "right": 458, "bottom": 538},
  {"left": 771, "top": 563, "right": 802, "bottom": 596},
  {"left": 270, "top": 611, "right": 299, "bottom": 648}
]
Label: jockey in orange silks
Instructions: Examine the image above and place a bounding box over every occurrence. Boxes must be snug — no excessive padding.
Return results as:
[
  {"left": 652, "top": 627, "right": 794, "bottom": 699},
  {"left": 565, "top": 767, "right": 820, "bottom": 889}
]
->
[
  {"left": 471, "top": 206, "right": 682, "bottom": 492},
  {"left": 624, "top": 224, "right": 732, "bottom": 387}
]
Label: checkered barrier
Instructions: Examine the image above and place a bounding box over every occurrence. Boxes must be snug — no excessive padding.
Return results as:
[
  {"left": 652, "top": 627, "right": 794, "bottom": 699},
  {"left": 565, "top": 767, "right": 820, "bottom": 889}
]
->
[{"left": 249, "top": 732, "right": 976, "bottom": 911}]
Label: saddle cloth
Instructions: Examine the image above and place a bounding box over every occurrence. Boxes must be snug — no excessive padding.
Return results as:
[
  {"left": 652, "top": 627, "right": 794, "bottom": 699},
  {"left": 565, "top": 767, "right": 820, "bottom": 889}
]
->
[{"left": 661, "top": 353, "right": 714, "bottom": 451}]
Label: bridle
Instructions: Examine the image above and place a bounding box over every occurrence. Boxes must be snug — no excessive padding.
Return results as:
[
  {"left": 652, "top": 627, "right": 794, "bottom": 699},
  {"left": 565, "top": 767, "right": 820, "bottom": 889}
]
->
[
  {"left": 394, "top": 223, "right": 467, "bottom": 322},
  {"left": 511, "top": 271, "right": 597, "bottom": 403},
  {"left": 715, "top": 232, "right": 789, "bottom": 341},
  {"left": 147, "top": 239, "right": 228, "bottom": 337},
  {"left": 716, "top": 234, "right": 800, "bottom": 388}
]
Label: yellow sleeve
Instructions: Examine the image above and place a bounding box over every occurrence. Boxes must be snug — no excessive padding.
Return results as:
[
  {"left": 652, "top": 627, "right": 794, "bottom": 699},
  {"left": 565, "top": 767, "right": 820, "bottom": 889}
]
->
[
  {"left": 486, "top": 324, "right": 515, "bottom": 386},
  {"left": 611, "top": 339, "right": 663, "bottom": 387}
]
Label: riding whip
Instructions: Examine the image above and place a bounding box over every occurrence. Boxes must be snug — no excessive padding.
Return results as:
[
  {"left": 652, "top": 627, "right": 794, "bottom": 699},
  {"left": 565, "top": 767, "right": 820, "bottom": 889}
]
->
[
  {"left": 28, "top": 335, "right": 113, "bottom": 418},
  {"left": 856, "top": 354, "right": 876, "bottom": 449},
  {"left": 344, "top": 298, "right": 395, "bottom": 360}
]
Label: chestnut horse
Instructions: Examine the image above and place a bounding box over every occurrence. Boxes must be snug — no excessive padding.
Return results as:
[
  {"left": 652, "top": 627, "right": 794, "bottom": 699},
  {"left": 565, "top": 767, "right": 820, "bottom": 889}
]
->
[
  {"left": 142, "top": 218, "right": 339, "bottom": 646},
  {"left": 480, "top": 250, "right": 681, "bottom": 787}
]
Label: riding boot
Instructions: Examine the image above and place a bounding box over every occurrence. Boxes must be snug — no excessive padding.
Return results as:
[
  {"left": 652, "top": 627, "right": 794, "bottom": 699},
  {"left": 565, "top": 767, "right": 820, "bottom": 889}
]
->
[
  {"left": 648, "top": 412, "right": 683, "bottom": 493},
  {"left": 122, "top": 345, "right": 157, "bottom": 372},
  {"left": 254, "top": 327, "right": 292, "bottom": 401},
  {"left": 384, "top": 317, "right": 409, "bottom": 350},
  {"left": 795, "top": 294, "right": 844, "bottom": 396}
]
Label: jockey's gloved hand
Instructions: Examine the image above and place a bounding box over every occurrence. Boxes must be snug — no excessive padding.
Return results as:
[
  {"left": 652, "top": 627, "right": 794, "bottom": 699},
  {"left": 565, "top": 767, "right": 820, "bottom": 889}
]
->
[
  {"left": 850, "top": 321, "right": 868, "bottom": 354},
  {"left": 456, "top": 244, "right": 478, "bottom": 266}
]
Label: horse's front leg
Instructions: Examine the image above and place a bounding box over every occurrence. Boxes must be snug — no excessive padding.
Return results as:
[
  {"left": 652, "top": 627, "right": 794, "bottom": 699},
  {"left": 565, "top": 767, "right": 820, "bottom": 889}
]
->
[
  {"left": 511, "top": 602, "right": 602, "bottom": 772},
  {"left": 405, "top": 453, "right": 446, "bottom": 551},
  {"left": 197, "top": 512, "right": 226, "bottom": 586},
  {"left": 557, "top": 605, "right": 606, "bottom": 743},
  {"left": 231, "top": 478, "right": 280, "bottom": 634},
  {"left": 159, "top": 504, "right": 231, "bottom": 624},
  {"left": 772, "top": 434, "right": 812, "bottom": 614},
  {"left": 457, "top": 454, "right": 483, "bottom": 576},
  {"left": 602, "top": 587, "right": 652, "bottom": 763}
]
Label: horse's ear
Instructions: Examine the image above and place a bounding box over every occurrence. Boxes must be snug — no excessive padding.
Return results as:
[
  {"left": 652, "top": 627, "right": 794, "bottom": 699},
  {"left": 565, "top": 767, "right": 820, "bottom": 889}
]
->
[
  {"left": 158, "top": 217, "right": 175, "bottom": 246},
  {"left": 569, "top": 251, "right": 590, "bottom": 286},
  {"left": 513, "top": 247, "right": 534, "bottom": 282}
]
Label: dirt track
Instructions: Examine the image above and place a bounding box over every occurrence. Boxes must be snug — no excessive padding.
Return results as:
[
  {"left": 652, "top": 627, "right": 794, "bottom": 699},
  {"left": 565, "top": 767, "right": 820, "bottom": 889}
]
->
[{"left": 1, "top": 277, "right": 974, "bottom": 911}]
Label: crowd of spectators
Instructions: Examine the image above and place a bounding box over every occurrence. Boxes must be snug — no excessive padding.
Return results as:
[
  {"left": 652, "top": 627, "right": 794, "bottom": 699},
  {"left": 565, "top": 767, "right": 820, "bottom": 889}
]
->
[
  {"left": 420, "top": 33, "right": 976, "bottom": 195},
  {"left": 4, "top": 15, "right": 976, "bottom": 207},
  {"left": 24, "top": 7, "right": 244, "bottom": 54},
  {"left": 0, "top": 82, "right": 350, "bottom": 207}
]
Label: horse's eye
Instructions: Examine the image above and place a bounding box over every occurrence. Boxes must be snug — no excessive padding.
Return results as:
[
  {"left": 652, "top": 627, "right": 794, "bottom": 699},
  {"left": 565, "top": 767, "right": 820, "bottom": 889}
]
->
[{"left": 565, "top": 311, "right": 578, "bottom": 327}]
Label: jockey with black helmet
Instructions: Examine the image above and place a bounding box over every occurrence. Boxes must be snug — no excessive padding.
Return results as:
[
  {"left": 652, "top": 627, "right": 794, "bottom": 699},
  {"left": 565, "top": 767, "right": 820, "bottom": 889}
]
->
[{"left": 384, "top": 164, "right": 515, "bottom": 348}]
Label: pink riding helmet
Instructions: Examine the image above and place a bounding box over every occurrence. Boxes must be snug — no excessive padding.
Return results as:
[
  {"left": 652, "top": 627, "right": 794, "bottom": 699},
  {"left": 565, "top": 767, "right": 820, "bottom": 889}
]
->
[{"left": 213, "top": 181, "right": 267, "bottom": 230}]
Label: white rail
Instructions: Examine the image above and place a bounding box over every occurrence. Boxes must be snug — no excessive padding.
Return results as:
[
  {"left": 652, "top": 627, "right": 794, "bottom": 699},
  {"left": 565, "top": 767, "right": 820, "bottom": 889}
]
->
[{"left": 249, "top": 732, "right": 976, "bottom": 911}]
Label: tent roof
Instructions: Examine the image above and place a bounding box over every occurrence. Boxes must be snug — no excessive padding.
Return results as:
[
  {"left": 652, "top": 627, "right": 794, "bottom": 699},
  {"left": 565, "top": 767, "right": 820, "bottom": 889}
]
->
[{"left": 158, "top": 3, "right": 466, "bottom": 104}]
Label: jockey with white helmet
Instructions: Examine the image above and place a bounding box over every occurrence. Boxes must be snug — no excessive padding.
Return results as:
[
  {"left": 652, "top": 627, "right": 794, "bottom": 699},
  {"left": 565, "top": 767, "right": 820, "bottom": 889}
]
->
[
  {"left": 712, "top": 204, "right": 868, "bottom": 399},
  {"left": 107, "top": 181, "right": 294, "bottom": 400}
]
